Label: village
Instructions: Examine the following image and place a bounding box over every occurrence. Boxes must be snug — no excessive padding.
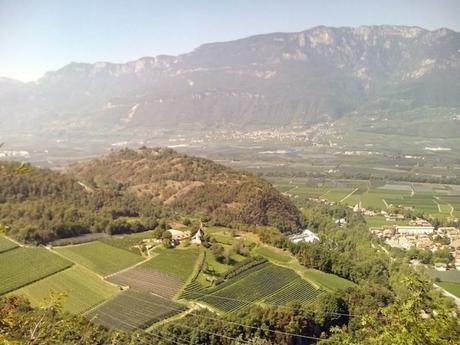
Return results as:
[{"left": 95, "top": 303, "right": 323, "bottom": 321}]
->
[{"left": 370, "top": 221, "right": 460, "bottom": 271}]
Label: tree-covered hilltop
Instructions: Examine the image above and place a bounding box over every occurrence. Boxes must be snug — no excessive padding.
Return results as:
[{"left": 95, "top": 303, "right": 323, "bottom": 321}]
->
[
  {"left": 0, "top": 148, "right": 303, "bottom": 243},
  {"left": 68, "top": 147, "right": 304, "bottom": 232},
  {"left": 0, "top": 161, "right": 166, "bottom": 243}
]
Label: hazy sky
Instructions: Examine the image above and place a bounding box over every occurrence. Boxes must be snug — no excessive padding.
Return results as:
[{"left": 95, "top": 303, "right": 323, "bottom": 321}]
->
[{"left": 1, "top": 0, "right": 459, "bottom": 81}]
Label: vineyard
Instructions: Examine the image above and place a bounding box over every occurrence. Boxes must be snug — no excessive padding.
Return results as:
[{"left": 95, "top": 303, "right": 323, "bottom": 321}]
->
[
  {"left": 11, "top": 266, "right": 119, "bottom": 313},
  {"left": 0, "top": 247, "right": 72, "bottom": 295},
  {"left": 140, "top": 247, "right": 201, "bottom": 281},
  {"left": 264, "top": 278, "right": 322, "bottom": 305},
  {"left": 86, "top": 290, "right": 186, "bottom": 331},
  {"left": 0, "top": 236, "right": 18, "bottom": 253},
  {"left": 196, "top": 263, "right": 321, "bottom": 312},
  {"left": 107, "top": 266, "right": 182, "bottom": 298},
  {"left": 55, "top": 242, "right": 143, "bottom": 276}
]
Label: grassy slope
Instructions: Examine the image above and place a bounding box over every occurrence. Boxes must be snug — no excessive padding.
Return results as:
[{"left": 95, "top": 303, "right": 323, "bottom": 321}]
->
[
  {"left": 55, "top": 242, "right": 143, "bottom": 276},
  {"left": 0, "top": 247, "right": 72, "bottom": 295},
  {"left": 11, "top": 266, "right": 119, "bottom": 313}
]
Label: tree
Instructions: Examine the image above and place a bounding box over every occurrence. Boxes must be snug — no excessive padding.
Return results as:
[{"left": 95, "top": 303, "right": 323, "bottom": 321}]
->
[{"left": 328, "top": 276, "right": 460, "bottom": 345}]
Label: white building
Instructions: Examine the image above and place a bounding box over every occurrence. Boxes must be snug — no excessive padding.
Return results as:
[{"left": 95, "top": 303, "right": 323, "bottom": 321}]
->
[
  {"left": 166, "top": 229, "right": 191, "bottom": 241},
  {"left": 396, "top": 226, "right": 434, "bottom": 235},
  {"left": 191, "top": 228, "right": 204, "bottom": 245},
  {"left": 288, "top": 229, "right": 320, "bottom": 244}
]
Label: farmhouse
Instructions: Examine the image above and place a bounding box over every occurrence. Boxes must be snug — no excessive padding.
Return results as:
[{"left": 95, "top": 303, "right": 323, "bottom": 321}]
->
[
  {"left": 191, "top": 228, "right": 204, "bottom": 245},
  {"left": 396, "top": 226, "right": 434, "bottom": 235},
  {"left": 166, "top": 229, "right": 191, "bottom": 242},
  {"left": 288, "top": 229, "right": 320, "bottom": 244}
]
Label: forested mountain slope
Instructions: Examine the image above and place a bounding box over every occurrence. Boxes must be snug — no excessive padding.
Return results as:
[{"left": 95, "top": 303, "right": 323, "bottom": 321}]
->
[
  {"left": 1, "top": 25, "right": 459, "bottom": 136},
  {"left": 0, "top": 148, "right": 302, "bottom": 243},
  {"left": 69, "top": 147, "right": 303, "bottom": 231}
]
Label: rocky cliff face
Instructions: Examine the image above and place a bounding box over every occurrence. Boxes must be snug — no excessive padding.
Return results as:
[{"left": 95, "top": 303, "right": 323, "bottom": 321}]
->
[{"left": 1, "top": 25, "right": 459, "bottom": 134}]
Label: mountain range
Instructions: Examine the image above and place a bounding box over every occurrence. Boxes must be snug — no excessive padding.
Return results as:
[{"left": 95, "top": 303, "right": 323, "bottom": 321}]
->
[{"left": 1, "top": 25, "right": 459, "bottom": 136}]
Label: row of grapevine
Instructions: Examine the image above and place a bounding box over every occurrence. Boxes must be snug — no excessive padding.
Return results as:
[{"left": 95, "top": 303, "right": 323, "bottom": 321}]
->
[
  {"left": 264, "top": 278, "right": 322, "bottom": 305},
  {"left": 199, "top": 264, "right": 319, "bottom": 313},
  {"left": 86, "top": 290, "right": 186, "bottom": 331}
]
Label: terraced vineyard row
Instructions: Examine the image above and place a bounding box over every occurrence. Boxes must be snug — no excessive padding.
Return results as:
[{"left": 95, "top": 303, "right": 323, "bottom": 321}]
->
[
  {"left": 0, "top": 247, "right": 72, "bottom": 295},
  {"left": 199, "top": 264, "right": 319, "bottom": 312},
  {"left": 107, "top": 266, "right": 182, "bottom": 298},
  {"left": 86, "top": 290, "right": 186, "bottom": 331},
  {"left": 264, "top": 278, "right": 322, "bottom": 305}
]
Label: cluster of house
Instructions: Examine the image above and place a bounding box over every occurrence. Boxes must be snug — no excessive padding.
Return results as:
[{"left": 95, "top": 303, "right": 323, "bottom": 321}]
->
[
  {"left": 142, "top": 227, "right": 204, "bottom": 249},
  {"left": 370, "top": 223, "right": 460, "bottom": 270}
]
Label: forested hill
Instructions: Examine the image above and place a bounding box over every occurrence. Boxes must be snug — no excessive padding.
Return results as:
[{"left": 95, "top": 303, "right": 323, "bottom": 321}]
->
[
  {"left": 0, "top": 148, "right": 303, "bottom": 243},
  {"left": 68, "top": 147, "right": 304, "bottom": 232}
]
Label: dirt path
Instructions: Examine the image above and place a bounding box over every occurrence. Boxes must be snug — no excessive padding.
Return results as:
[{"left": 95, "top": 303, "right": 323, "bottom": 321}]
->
[
  {"left": 4, "top": 235, "right": 25, "bottom": 247},
  {"left": 382, "top": 199, "right": 389, "bottom": 208},
  {"left": 340, "top": 188, "right": 358, "bottom": 203},
  {"left": 433, "top": 199, "right": 442, "bottom": 213}
]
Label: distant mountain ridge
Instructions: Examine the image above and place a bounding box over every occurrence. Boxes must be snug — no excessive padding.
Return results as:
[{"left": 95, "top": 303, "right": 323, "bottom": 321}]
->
[{"left": 1, "top": 25, "right": 459, "bottom": 134}]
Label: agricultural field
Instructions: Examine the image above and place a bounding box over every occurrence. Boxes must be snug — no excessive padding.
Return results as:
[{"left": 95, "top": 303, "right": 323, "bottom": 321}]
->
[
  {"left": 272, "top": 177, "right": 460, "bottom": 219},
  {"left": 364, "top": 215, "right": 409, "bottom": 227},
  {"left": 140, "top": 246, "right": 201, "bottom": 281},
  {"left": 100, "top": 231, "right": 157, "bottom": 255},
  {"left": 0, "top": 247, "right": 72, "bottom": 295},
  {"left": 438, "top": 282, "right": 460, "bottom": 298},
  {"left": 264, "top": 278, "right": 322, "bottom": 305},
  {"left": 86, "top": 290, "right": 185, "bottom": 331},
  {"left": 298, "top": 267, "right": 356, "bottom": 292},
  {"left": 107, "top": 267, "right": 182, "bottom": 298},
  {"left": 55, "top": 242, "right": 143, "bottom": 276},
  {"left": 0, "top": 236, "right": 18, "bottom": 253},
  {"left": 252, "top": 245, "right": 292, "bottom": 264},
  {"left": 198, "top": 263, "right": 320, "bottom": 312},
  {"left": 428, "top": 269, "right": 460, "bottom": 283},
  {"left": 11, "top": 266, "right": 119, "bottom": 313}
]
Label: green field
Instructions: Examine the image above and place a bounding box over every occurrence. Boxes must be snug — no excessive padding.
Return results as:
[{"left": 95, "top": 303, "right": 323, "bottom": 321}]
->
[
  {"left": 141, "top": 246, "right": 201, "bottom": 281},
  {"left": 87, "top": 290, "right": 185, "bottom": 331},
  {"left": 438, "top": 282, "right": 460, "bottom": 298},
  {"left": 300, "top": 268, "right": 356, "bottom": 291},
  {"left": 100, "top": 231, "right": 156, "bottom": 255},
  {"left": 273, "top": 178, "right": 460, "bottom": 218},
  {"left": 55, "top": 242, "right": 143, "bottom": 276},
  {"left": 199, "top": 263, "right": 320, "bottom": 312},
  {"left": 428, "top": 269, "right": 460, "bottom": 283},
  {"left": 0, "top": 247, "right": 72, "bottom": 295},
  {"left": 252, "top": 245, "right": 292, "bottom": 263},
  {"left": 0, "top": 236, "right": 18, "bottom": 253},
  {"left": 12, "top": 266, "right": 119, "bottom": 313}
]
